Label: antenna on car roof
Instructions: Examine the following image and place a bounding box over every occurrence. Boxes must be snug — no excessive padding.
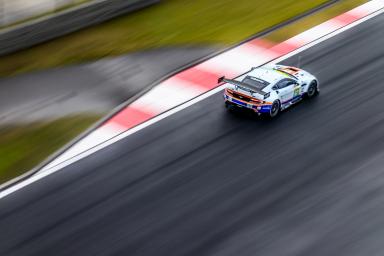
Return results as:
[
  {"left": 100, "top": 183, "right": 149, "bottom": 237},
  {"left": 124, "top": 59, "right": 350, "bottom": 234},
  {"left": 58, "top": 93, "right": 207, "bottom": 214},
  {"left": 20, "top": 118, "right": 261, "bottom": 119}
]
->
[{"left": 297, "top": 56, "right": 302, "bottom": 68}]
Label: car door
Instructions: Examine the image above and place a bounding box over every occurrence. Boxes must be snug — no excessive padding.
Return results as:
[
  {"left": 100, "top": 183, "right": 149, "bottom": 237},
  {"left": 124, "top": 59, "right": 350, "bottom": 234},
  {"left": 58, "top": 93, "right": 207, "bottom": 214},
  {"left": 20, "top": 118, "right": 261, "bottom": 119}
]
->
[{"left": 276, "top": 79, "right": 296, "bottom": 103}]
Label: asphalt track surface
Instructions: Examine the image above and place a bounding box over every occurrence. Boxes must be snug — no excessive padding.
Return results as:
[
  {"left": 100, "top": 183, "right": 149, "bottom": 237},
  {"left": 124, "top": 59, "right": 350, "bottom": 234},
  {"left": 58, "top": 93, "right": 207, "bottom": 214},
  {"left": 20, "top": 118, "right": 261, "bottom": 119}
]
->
[{"left": 1, "top": 13, "right": 384, "bottom": 256}]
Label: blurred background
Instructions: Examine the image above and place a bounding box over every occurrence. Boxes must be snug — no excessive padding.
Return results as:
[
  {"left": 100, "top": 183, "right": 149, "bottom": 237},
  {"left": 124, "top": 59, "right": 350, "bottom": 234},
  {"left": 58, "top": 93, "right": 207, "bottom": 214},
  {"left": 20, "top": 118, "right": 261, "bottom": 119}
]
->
[
  {"left": 0, "top": 0, "right": 90, "bottom": 27},
  {"left": 0, "top": 0, "right": 88, "bottom": 27}
]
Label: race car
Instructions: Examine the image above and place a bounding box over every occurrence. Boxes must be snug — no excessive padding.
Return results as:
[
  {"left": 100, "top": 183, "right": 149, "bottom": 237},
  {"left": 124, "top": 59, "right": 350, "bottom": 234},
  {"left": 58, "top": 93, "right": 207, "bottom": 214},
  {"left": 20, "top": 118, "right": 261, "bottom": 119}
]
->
[{"left": 220, "top": 64, "right": 319, "bottom": 117}]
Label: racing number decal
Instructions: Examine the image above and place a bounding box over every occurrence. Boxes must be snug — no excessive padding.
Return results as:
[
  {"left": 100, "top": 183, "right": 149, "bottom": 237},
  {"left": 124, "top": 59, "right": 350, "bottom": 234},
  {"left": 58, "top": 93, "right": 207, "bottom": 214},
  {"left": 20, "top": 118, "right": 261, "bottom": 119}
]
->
[{"left": 293, "top": 87, "right": 300, "bottom": 97}]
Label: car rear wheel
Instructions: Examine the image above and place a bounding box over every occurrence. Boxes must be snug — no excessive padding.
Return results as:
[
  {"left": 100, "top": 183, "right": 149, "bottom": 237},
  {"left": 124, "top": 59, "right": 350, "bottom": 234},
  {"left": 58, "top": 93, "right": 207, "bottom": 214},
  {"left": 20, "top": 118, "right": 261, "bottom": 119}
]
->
[
  {"left": 225, "top": 101, "right": 235, "bottom": 111},
  {"left": 269, "top": 100, "right": 280, "bottom": 118},
  {"left": 307, "top": 80, "right": 318, "bottom": 98}
]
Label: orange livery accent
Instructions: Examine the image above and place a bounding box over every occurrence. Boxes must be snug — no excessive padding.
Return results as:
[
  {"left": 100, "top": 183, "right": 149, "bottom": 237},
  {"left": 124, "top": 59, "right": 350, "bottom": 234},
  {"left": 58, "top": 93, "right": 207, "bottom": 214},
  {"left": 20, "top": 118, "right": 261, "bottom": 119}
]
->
[{"left": 278, "top": 66, "right": 300, "bottom": 75}]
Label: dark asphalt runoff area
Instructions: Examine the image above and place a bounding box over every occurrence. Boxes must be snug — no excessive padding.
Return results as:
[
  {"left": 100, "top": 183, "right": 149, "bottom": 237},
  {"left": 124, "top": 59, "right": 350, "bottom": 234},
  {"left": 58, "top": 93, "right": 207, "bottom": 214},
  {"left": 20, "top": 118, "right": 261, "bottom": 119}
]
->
[
  {"left": 1, "top": 13, "right": 384, "bottom": 256},
  {"left": 0, "top": 47, "right": 216, "bottom": 124}
]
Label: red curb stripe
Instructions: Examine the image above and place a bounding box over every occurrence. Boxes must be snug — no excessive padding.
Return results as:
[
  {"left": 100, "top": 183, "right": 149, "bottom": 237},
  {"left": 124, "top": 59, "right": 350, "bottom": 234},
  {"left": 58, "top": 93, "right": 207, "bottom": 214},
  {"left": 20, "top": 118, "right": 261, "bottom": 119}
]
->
[
  {"left": 269, "top": 41, "right": 301, "bottom": 56},
  {"left": 175, "top": 67, "right": 220, "bottom": 91},
  {"left": 106, "top": 106, "right": 154, "bottom": 130},
  {"left": 247, "top": 38, "right": 275, "bottom": 49},
  {"left": 334, "top": 12, "right": 360, "bottom": 25}
]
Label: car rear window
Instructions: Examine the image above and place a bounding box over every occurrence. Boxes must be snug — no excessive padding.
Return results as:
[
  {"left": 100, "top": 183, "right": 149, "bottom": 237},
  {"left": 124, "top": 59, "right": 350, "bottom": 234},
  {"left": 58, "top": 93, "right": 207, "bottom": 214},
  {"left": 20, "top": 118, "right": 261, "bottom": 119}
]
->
[{"left": 242, "top": 76, "right": 269, "bottom": 90}]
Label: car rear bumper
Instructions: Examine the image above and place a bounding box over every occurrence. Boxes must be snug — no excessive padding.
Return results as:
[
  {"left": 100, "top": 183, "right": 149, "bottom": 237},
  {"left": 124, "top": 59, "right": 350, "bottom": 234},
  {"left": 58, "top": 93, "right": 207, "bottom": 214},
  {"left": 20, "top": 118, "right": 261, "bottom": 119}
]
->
[{"left": 223, "top": 90, "right": 271, "bottom": 113}]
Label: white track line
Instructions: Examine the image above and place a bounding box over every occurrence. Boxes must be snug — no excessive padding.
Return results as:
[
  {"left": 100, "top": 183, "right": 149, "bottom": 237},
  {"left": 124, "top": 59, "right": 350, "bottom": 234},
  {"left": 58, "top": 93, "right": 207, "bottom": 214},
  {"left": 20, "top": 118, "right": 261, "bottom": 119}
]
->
[{"left": 1, "top": 5, "right": 383, "bottom": 199}]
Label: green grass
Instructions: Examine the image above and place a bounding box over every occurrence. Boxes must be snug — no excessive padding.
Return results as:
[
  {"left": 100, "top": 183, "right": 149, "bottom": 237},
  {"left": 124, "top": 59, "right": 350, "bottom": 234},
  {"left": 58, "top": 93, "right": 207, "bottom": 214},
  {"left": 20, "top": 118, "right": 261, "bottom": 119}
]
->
[
  {"left": 0, "top": 115, "right": 100, "bottom": 184},
  {"left": 0, "top": 0, "right": 330, "bottom": 77}
]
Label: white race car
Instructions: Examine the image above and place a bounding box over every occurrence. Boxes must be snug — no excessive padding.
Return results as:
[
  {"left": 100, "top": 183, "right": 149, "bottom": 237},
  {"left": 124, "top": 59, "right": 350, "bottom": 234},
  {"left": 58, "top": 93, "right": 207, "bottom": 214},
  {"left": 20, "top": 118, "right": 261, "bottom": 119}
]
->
[{"left": 220, "top": 64, "right": 319, "bottom": 117}]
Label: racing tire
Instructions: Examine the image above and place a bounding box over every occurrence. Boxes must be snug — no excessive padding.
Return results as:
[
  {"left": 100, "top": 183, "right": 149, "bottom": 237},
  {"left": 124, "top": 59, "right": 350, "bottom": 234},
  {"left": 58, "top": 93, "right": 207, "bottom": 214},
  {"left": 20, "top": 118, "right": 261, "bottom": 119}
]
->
[
  {"left": 306, "top": 80, "right": 318, "bottom": 98},
  {"left": 225, "top": 101, "right": 235, "bottom": 111},
  {"left": 269, "top": 100, "right": 280, "bottom": 118}
]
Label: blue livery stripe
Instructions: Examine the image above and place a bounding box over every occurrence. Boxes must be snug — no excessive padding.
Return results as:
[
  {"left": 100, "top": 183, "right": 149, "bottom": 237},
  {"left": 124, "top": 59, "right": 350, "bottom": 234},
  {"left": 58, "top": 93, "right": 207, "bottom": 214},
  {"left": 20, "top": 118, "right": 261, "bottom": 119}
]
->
[{"left": 231, "top": 99, "right": 247, "bottom": 107}]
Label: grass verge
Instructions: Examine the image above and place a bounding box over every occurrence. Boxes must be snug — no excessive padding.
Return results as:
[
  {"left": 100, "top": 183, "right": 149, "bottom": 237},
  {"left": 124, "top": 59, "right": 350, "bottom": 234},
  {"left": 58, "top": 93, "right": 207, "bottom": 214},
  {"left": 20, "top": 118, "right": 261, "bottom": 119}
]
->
[
  {"left": 0, "top": 0, "right": 332, "bottom": 77},
  {"left": 0, "top": 115, "right": 100, "bottom": 185}
]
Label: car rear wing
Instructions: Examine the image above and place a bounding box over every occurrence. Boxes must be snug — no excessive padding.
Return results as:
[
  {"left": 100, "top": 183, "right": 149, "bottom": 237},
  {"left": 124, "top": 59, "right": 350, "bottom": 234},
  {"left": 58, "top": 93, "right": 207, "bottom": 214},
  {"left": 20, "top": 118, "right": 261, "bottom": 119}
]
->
[{"left": 218, "top": 76, "right": 267, "bottom": 96}]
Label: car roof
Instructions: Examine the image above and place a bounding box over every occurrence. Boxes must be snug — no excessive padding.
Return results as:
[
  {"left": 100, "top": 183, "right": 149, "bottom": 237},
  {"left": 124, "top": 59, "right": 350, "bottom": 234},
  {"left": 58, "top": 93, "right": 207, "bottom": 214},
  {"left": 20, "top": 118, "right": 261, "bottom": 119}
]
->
[{"left": 246, "top": 66, "right": 295, "bottom": 85}]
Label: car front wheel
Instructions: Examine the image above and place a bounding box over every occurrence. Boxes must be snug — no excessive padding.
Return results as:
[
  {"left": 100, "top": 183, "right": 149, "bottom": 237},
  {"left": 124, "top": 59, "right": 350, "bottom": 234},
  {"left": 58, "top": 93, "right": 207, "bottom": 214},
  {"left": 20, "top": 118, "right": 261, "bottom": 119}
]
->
[{"left": 307, "top": 80, "right": 318, "bottom": 98}]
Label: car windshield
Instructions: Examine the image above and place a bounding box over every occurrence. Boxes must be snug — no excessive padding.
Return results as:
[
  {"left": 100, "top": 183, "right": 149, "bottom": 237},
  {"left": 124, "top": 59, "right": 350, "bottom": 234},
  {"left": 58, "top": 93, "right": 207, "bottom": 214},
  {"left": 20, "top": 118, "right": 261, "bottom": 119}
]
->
[{"left": 242, "top": 76, "right": 269, "bottom": 90}]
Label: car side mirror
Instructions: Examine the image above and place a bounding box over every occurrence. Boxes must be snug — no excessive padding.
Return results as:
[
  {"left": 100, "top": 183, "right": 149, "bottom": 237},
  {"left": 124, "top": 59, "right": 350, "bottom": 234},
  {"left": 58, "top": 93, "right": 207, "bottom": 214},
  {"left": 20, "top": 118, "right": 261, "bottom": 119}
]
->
[{"left": 272, "top": 85, "right": 278, "bottom": 90}]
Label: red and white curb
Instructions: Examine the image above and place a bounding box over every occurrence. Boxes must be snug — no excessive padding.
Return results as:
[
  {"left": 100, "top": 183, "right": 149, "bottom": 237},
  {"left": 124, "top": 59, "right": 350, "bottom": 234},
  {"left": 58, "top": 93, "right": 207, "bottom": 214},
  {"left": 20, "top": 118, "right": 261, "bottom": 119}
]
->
[{"left": 41, "top": 0, "right": 384, "bottom": 171}]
